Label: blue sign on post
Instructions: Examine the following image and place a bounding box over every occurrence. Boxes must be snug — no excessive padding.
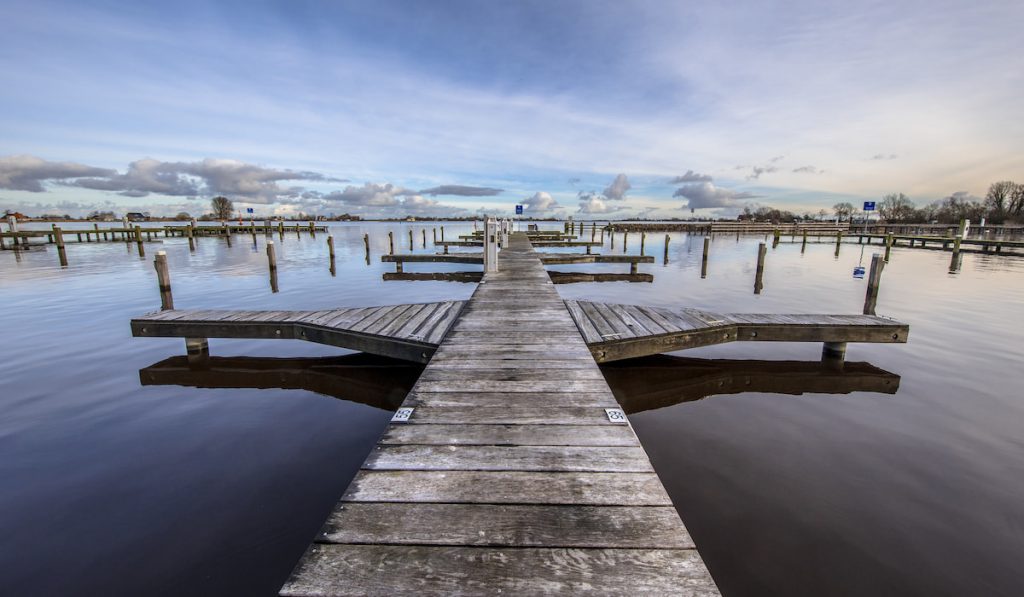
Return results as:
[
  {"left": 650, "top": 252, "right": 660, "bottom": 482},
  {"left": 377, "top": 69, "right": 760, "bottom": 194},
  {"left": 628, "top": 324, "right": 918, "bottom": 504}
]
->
[
  {"left": 863, "top": 201, "right": 876, "bottom": 211},
  {"left": 515, "top": 205, "right": 523, "bottom": 215},
  {"left": 246, "top": 207, "right": 254, "bottom": 214}
]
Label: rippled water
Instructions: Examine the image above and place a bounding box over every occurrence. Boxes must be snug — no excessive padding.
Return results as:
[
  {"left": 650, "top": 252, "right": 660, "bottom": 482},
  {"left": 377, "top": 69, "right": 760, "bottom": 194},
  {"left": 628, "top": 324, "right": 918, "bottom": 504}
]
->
[{"left": 2, "top": 222, "right": 1022, "bottom": 596}]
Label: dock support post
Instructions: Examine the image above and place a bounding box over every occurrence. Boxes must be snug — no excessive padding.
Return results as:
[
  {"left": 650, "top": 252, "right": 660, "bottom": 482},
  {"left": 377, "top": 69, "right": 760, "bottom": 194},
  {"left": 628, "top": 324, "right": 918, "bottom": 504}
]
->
[
  {"left": 835, "top": 231, "right": 842, "bottom": 257},
  {"left": 135, "top": 225, "right": 145, "bottom": 257},
  {"left": 364, "top": 233, "right": 370, "bottom": 258},
  {"left": 53, "top": 225, "right": 68, "bottom": 266},
  {"left": 623, "top": 231, "right": 628, "bottom": 252},
  {"left": 600, "top": 227, "right": 604, "bottom": 243},
  {"left": 610, "top": 232, "right": 615, "bottom": 250},
  {"left": 409, "top": 229, "right": 414, "bottom": 251},
  {"left": 267, "top": 240, "right": 279, "bottom": 292},
  {"left": 433, "top": 228, "right": 437, "bottom": 244},
  {"left": 309, "top": 221, "right": 316, "bottom": 237},
  {"left": 950, "top": 237, "right": 962, "bottom": 272},
  {"left": 701, "top": 237, "right": 710, "bottom": 278},
  {"left": 884, "top": 233, "right": 893, "bottom": 262},
  {"left": 772, "top": 228, "right": 780, "bottom": 248},
  {"left": 801, "top": 230, "right": 808, "bottom": 253},
  {"left": 422, "top": 228, "right": 426, "bottom": 248},
  {"left": 630, "top": 261, "right": 638, "bottom": 275},
  {"left": 664, "top": 234, "right": 670, "bottom": 264},
  {"left": 440, "top": 226, "right": 445, "bottom": 241},
  {"left": 187, "top": 224, "right": 196, "bottom": 251},
  {"left": 327, "top": 235, "right": 336, "bottom": 274},
  {"left": 822, "top": 341, "right": 847, "bottom": 363},
  {"left": 640, "top": 232, "right": 646, "bottom": 255},
  {"left": 122, "top": 216, "right": 130, "bottom": 241},
  {"left": 484, "top": 217, "right": 498, "bottom": 272},
  {"left": 754, "top": 242, "right": 766, "bottom": 294},
  {"left": 388, "top": 231, "right": 394, "bottom": 255},
  {"left": 863, "top": 253, "right": 885, "bottom": 315},
  {"left": 185, "top": 337, "right": 209, "bottom": 366}
]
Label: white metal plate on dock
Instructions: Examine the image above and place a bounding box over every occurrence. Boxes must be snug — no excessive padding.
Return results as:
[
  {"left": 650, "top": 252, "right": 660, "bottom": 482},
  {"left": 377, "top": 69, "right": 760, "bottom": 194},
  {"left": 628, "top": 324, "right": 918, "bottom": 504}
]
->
[
  {"left": 605, "top": 408, "right": 628, "bottom": 424},
  {"left": 391, "top": 408, "right": 414, "bottom": 423}
]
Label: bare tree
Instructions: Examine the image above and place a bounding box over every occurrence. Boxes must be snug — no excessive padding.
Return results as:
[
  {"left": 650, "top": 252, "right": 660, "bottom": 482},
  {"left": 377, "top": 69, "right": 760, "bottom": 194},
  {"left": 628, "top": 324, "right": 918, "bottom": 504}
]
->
[
  {"left": 832, "top": 202, "right": 855, "bottom": 221},
  {"left": 879, "top": 193, "right": 915, "bottom": 221},
  {"left": 210, "top": 196, "right": 234, "bottom": 220}
]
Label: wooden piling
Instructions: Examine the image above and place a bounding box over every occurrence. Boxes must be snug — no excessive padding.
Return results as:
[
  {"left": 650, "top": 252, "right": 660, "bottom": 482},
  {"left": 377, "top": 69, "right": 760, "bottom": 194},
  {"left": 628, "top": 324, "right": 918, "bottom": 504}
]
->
[
  {"left": 154, "top": 251, "right": 174, "bottom": 310},
  {"left": 801, "top": 230, "right": 808, "bottom": 253},
  {"left": 772, "top": 228, "right": 780, "bottom": 248},
  {"left": 135, "top": 225, "right": 145, "bottom": 257},
  {"left": 309, "top": 221, "right": 316, "bottom": 237},
  {"left": 187, "top": 224, "right": 196, "bottom": 251},
  {"left": 388, "top": 231, "right": 395, "bottom": 255},
  {"left": 754, "top": 242, "right": 766, "bottom": 294},
  {"left": 53, "top": 226, "right": 68, "bottom": 267},
  {"left": 440, "top": 226, "right": 445, "bottom": 242},
  {"left": 640, "top": 232, "right": 646, "bottom": 256},
  {"left": 623, "top": 231, "right": 628, "bottom": 252},
  {"left": 409, "top": 229, "right": 414, "bottom": 250},
  {"left": 701, "top": 237, "right": 710, "bottom": 278},
  {"left": 950, "top": 236, "right": 962, "bottom": 272},
  {"left": 834, "top": 231, "right": 842, "bottom": 257},
  {"left": 364, "top": 233, "right": 370, "bottom": 257},
  {"left": 422, "top": 229, "right": 427, "bottom": 248},
  {"left": 433, "top": 228, "right": 437, "bottom": 244},
  {"left": 863, "top": 253, "right": 885, "bottom": 315},
  {"left": 663, "top": 234, "right": 670, "bottom": 264},
  {"left": 610, "top": 232, "right": 615, "bottom": 250},
  {"left": 884, "top": 233, "right": 893, "bottom": 262},
  {"left": 267, "top": 240, "right": 278, "bottom": 272},
  {"left": 328, "top": 235, "right": 336, "bottom": 261},
  {"left": 279, "top": 221, "right": 285, "bottom": 239}
]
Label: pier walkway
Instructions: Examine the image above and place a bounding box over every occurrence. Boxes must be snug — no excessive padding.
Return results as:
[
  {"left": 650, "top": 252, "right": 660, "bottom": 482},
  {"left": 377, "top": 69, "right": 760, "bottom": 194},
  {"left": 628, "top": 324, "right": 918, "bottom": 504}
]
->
[{"left": 279, "top": 232, "right": 720, "bottom": 595}]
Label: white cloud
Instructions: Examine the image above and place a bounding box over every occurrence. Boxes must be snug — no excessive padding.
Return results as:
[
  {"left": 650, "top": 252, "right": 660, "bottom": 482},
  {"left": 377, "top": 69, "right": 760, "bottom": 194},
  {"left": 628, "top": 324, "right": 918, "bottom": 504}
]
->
[
  {"left": 523, "top": 191, "right": 560, "bottom": 212},
  {"left": 673, "top": 182, "right": 758, "bottom": 212},
  {"left": 602, "top": 173, "right": 631, "bottom": 200},
  {"left": 0, "top": 155, "right": 115, "bottom": 192},
  {"left": 669, "top": 170, "right": 713, "bottom": 183},
  {"left": 577, "top": 193, "right": 626, "bottom": 214}
]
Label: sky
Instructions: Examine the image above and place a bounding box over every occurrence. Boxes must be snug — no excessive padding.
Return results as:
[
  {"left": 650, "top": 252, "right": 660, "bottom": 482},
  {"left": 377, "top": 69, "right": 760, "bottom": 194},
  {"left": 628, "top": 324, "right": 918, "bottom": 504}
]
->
[{"left": 1, "top": 0, "right": 1022, "bottom": 219}]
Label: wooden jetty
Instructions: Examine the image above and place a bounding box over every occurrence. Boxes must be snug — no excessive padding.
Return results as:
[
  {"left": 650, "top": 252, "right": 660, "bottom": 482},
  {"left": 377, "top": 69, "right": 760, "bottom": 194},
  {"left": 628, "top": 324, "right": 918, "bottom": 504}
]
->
[
  {"left": 130, "top": 230, "right": 911, "bottom": 595},
  {"left": 0, "top": 221, "right": 327, "bottom": 250}
]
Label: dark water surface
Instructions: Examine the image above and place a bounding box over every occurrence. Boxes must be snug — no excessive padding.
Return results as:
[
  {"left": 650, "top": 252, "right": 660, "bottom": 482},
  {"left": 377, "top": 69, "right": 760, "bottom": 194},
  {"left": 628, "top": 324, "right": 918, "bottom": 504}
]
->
[{"left": 2, "top": 222, "right": 1022, "bottom": 596}]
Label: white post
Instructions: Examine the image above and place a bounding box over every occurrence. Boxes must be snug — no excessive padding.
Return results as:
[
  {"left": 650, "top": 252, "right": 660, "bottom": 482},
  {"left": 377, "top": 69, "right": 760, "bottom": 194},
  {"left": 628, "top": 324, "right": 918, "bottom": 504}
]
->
[
  {"left": 501, "top": 218, "right": 509, "bottom": 246},
  {"left": 484, "top": 217, "right": 498, "bottom": 272},
  {"left": 962, "top": 219, "right": 970, "bottom": 240},
  {"left": 6, "top": 215, "right": 16, "bottom": 234}
]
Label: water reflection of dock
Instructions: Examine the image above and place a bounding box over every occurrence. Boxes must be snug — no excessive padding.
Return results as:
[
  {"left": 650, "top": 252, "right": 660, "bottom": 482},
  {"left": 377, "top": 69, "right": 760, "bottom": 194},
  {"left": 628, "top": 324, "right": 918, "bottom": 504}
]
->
[{"left": 130, "top": 228, "right": 912, "bottom": 596}]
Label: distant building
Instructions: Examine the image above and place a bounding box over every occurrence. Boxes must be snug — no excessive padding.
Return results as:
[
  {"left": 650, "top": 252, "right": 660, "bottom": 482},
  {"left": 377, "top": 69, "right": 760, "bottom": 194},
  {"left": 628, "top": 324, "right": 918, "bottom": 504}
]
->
[{"left": 125, "top": 212, "right": 148, "bottom": 222}]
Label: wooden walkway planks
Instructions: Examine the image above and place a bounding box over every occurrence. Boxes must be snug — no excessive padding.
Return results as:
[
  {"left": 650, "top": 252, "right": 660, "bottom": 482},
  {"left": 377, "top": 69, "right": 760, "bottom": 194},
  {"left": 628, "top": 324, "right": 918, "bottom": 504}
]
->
[
  {"left": 280, "top": 232, "right": 719, "bottom": 596},
  {"left": 130, "top": 301, "right": 467, "bottom": 363},
  {"left": 565, "top": 300, "right": 910, "bottom": 362}
]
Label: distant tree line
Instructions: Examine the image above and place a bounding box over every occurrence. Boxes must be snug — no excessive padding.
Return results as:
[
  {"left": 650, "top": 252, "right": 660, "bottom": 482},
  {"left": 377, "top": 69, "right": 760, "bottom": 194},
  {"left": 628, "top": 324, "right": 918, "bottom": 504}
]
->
[{"left": 832, "top": 181, "right": 1024, "bottom": 224}]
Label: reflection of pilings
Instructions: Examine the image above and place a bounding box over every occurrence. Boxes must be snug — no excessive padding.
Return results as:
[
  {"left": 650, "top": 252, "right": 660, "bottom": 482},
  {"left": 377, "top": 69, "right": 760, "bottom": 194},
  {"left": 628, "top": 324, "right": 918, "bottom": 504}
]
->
[
  {"left": 754, "top": 242, "right": 766, "bottom": 294},
  {"left": 139, "top": 353, "right": 423, "bottom": 410},
  {"left": 602, "top": 354, "right": 901, "bottom": 414}
]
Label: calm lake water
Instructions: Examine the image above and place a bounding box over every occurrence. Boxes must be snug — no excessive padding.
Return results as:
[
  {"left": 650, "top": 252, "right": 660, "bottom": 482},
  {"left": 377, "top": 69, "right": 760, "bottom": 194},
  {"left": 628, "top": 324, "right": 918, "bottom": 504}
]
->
[{"left": 2, "top": 221, "right": 1023, "bottom": 596}]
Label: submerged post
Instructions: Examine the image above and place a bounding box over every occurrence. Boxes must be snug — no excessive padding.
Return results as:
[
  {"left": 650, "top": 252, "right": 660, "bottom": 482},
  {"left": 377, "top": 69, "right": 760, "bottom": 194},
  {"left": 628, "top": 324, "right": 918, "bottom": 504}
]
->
[
  {"left": 834, "top": 230, "right": 843, "bottom": 257},
  {"left": 772, "top": 228, "right": 780, "bottom": 248},
  {"left": 408, "top": 229, "right": 414, "bottom": 250},
  {"left": 187, "top": 223, "right": 196, "bottom": 251},
  {"left": 664, "top": 234, "right": 670, "bottom": 264},
  {"left": 863, "top": 253, "right": 885, "bottom": 315},
  {"left": 364, "top": 233, "right": 370, "bottom": 257},
  {"left": 754, "top": 242, "right": 766, "bottom": 294},
  {"left": 884, "top": 233, "right": 893, "bottom": 262},
  {"left": 801, "top": 229, "right": 808, "bottom": 253},
  {"left": 422, "top": 228, "right": 426, "bottom": 248},
  {"left": 950, "top": 236, "right": 962, "bottom": 272},
  {"left": 433, "top": 228, "right": 437, "bottom": 244},
  {"left": 623, "top": 231, "right": 628, "bottom": 252},
  {"left": 440, "top": 226, "right": 445, "bottom": 242},
  {"left": 154, "top": 251, "right": 173, "bottom": 310},
  {"left": 388, "top": 231, "right": 394, "bottom": 255},
  {"left": 640, "top": 232, "right": 646, "bottom": 255},
  {"left": 483, "top": 217, "right": 498, "bottom": 272},
  {"left": 701, "top": 237, "right": 710, "bottom": 278},
  {"left": 327, "top": 235, "right": 336, "bottom": 264},
  {"left": 822, "top": 341, "right": 847, "bottom": 363}
]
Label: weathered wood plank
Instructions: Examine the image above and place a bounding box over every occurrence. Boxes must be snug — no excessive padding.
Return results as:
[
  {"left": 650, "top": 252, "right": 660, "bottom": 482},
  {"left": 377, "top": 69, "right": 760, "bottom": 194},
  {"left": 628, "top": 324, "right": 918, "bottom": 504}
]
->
[
  {"left": 317, "top": 503, "right": 693, "bottom": 548},
  {"left": 379, "top": 424, "right": 636, "bottom": 446},
  {"left": 364, "top": 445, "right": 653, "bottom": 472},
  {"left": 341, "top": 470, "right": 673, "bottom": 505}
]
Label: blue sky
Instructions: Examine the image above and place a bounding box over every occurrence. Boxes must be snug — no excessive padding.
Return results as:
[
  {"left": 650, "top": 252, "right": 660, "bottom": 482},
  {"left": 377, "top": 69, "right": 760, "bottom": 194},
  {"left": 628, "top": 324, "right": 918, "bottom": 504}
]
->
[{"left": 1, "top": 0, "right": 1022, "bottom": 218}]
